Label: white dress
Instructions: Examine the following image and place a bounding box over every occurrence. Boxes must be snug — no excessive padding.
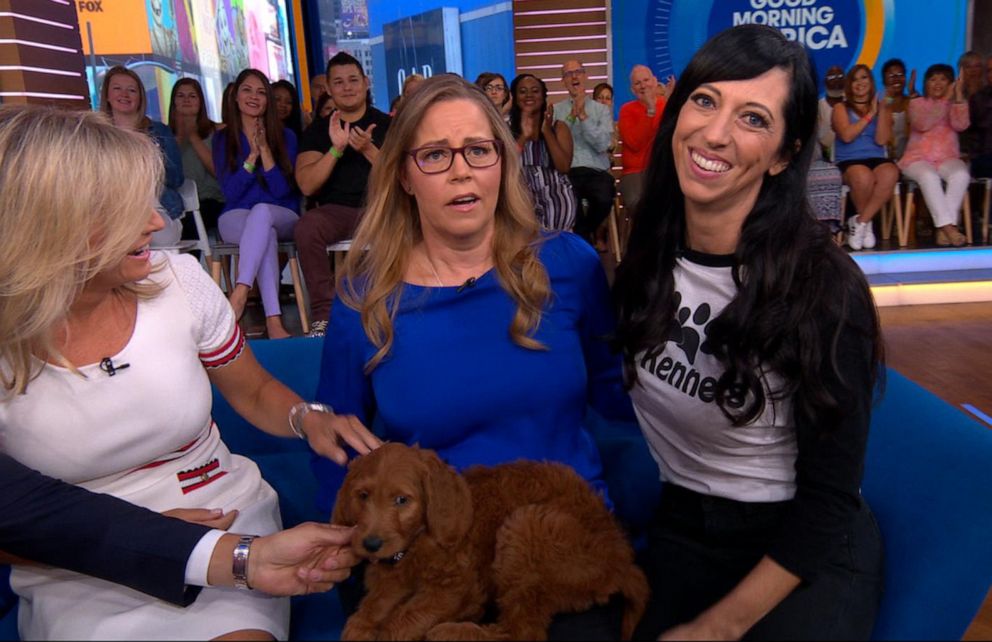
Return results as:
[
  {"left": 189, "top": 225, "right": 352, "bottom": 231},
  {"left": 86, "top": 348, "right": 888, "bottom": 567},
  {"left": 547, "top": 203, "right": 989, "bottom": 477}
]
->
[{"left": 0, "top": 253, "right": 289, "bottom": 640}]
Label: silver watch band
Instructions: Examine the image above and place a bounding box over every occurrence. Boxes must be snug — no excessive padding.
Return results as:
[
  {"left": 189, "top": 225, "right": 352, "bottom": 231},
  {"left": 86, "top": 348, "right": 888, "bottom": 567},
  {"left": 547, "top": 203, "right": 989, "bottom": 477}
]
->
[
  {"left": 287, "top": 402, "right": 334, "bottom": 441},
  {"left": 232, "top": 535, "right": 258, "bottom": 590}
]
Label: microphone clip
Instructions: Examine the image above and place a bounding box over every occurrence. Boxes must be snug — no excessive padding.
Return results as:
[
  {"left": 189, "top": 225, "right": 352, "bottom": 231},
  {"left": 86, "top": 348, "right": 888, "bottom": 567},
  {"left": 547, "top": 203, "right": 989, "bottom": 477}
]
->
[
  {"left": 456, "top": 276, "right": 477, "bottom": 293},
  {"left": 99, "top": 357, "right": 130, "bottom": 377}
]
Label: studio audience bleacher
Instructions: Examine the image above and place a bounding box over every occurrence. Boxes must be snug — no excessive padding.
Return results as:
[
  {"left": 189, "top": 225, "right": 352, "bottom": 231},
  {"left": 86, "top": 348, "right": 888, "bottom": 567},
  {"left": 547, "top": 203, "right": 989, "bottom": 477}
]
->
[{"left": 294, "top": 52, "right": 391, "bottom": 338}]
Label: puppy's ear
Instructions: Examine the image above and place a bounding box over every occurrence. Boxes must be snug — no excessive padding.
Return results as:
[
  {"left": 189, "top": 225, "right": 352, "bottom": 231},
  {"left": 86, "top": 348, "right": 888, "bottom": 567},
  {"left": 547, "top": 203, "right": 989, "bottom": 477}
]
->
[
  {"left": 331, "top": 458, "right": 361, "bottom": 526},
  {"left": 417, "top": 448, "right": 472, "bottom": 549}
]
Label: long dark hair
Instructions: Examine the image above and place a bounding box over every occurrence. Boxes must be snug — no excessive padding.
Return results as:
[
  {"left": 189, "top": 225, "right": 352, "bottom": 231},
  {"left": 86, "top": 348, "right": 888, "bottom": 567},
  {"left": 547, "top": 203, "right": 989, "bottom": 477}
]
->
[
  {"left": 168, "top": 77, "right": 217, "bottom": 139},
  {"left": 613, "top": 24, "right": 883, "bottom": 431},
  {"left": 271, "top": 79, "right": 303, "bottom": 138},
  {"left": 222, "top": 69, "right": 293, "bottom": 180},
  {"left": 508, "top": 74, "right": 548, "bottom": 140}
]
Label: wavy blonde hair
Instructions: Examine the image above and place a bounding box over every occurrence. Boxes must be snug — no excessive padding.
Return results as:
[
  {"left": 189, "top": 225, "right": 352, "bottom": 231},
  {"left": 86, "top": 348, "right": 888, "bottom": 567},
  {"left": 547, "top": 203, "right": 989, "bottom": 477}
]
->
[
  {"left": 0, "top": 106, "right": 164, "bottom": 396},
  {"left": 339, "top": 74, "right": 551, "bottom": 371}
]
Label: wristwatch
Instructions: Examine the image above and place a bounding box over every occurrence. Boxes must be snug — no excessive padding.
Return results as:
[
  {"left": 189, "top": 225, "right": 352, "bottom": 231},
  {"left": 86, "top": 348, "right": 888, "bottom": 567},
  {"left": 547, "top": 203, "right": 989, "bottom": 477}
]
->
[{"left": 232, "top": 535, "right": 258, "bottom": 590}]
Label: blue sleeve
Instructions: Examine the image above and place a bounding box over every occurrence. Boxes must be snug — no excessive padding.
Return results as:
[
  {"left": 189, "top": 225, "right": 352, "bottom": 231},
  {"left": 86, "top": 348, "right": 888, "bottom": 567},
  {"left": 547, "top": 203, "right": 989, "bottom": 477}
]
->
[
  {"left": 315, "top": 294, "right": 375, "bottom": 426},
  {"left": 213, "top": 133, "right": 254, "bottom": 205},
  {"left": 565, "top": 235, "right": 636, "bottom": 422},
  {"left": 260, "top": 129, "right": 297, "bottom": 201},
  {"left": 151, "top": 122, "right": 184, "bottom": 219}
]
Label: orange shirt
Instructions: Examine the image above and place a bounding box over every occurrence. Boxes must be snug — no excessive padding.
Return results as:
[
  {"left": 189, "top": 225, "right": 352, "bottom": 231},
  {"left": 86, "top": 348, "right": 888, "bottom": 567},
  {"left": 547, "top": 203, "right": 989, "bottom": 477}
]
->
[{"left": 618, "top": 96, "right": 666, "bottom": 174}]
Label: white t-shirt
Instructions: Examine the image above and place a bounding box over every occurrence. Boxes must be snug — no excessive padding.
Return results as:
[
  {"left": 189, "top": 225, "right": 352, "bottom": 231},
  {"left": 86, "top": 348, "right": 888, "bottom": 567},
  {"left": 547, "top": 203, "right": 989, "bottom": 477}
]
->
[{"left": 629, "top": 252, "right": 798, "bottom": 503}]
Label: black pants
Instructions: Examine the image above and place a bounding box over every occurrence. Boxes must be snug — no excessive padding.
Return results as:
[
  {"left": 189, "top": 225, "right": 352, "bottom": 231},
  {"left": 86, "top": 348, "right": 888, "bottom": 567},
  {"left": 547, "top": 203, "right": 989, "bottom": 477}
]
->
[
  {"left": 569, "top": 167, "right": 616, "bottom": 240},
  {"left": 339, "top": 562, "right": 624, "bottom": 640},
  {"left": 180, "top": 197, "right": 224, "bottom": 241},
  {"left": 634, "top": 484, "right": 883, "bottom": 641}
]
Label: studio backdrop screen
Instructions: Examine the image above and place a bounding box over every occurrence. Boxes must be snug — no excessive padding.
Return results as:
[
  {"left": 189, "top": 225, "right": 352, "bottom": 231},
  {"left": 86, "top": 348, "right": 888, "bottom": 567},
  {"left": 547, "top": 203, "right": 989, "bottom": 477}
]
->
[{"left": 77, "top": 0, "right": 296, "bottom": 121}]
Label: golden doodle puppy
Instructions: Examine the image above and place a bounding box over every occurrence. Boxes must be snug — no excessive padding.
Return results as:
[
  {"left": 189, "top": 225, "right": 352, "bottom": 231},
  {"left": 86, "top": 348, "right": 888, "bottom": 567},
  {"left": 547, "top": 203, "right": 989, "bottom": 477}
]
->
[{"left": 332, "top": 443, "right": 648, "bottom": 641}]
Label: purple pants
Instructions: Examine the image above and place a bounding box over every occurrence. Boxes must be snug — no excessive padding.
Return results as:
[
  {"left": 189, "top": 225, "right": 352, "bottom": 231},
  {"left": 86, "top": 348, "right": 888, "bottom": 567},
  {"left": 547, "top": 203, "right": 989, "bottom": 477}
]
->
[{"left": 218, "top": 203, "right": 298, "bottom": 318}]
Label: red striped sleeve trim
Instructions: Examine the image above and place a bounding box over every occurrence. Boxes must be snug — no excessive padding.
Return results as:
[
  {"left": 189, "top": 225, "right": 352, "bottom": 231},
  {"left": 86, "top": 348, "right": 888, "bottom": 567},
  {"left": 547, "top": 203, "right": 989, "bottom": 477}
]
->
[{"left": 200, "top": 324, "right": 245, "bottom": 369}]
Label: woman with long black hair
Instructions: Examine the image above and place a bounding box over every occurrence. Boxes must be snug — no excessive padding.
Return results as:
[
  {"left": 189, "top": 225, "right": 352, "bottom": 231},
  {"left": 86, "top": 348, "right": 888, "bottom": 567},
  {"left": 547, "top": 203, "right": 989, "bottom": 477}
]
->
[{"left": 614, "top": 25, "right": 884, "bottom": 639}]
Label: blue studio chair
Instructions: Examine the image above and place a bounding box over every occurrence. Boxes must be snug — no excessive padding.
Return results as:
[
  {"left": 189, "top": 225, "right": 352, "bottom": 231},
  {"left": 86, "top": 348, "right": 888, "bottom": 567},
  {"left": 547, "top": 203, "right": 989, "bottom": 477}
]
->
[{"left": 2, "top": 339, "right": 991, "bottom": 640}]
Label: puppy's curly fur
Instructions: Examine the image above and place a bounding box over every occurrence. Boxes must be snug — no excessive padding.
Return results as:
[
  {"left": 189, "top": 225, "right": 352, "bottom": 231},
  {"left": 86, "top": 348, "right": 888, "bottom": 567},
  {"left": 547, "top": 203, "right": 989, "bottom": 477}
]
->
[{"left": 333, "top": 443, "right": 648, "bottom": 641}]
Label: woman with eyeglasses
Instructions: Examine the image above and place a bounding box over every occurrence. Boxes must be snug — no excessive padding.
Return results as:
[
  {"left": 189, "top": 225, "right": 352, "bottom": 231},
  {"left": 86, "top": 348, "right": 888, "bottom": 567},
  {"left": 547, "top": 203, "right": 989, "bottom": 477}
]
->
[
  {"left": 475, "top": 71, "right": 511, "bottom": 120},
  {"left": 510, "top": 73, "right": 578, "bottom": 231},
  {"left": 312, "top": 75, "right": 634, "bottom": 636}
]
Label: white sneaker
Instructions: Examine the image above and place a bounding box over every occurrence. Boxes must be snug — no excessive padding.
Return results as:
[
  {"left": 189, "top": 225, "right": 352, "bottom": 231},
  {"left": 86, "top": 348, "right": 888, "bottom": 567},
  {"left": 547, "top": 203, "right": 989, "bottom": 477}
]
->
[
  {"left": 847, "top": 217, "right": 865, "bottom": 250},
  {"left": 861, "top": 221, "right": 876, "bottom": 249}
]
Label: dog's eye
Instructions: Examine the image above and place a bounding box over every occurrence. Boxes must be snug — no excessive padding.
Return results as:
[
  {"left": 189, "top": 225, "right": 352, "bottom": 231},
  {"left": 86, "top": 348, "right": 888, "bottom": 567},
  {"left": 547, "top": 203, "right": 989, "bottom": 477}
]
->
[
  {"left": 394, "top": 495, "right": 408, "bottom": 506},
  {"left": 357, "top": 490, "right": 369, "bottom": 501}
]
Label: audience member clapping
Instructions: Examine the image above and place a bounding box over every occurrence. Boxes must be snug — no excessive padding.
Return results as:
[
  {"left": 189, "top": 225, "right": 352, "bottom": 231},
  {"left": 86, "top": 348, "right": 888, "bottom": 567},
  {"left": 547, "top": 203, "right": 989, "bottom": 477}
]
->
[
  {"left": 213, "top": 68, "right": 300, "bottom": 337},
  {"left": 899, "top": 63, "right": 972, "bottom": 246},
  {"left": 618, "top": 65, "right": 666, "bottom": 212},
  {"left": 101, "top": 65, "right": 184, "bottom": 248},
  {"left": 294, "top": 52, "right": 391, "bottom": 337},
  {"left": 510, "top": 73, "right": 577, "bottom": 231},
  {"left": 831, "top": 64, "right": 898, "bottom": 250},
  {"left": 169, "top": 77, "right": 225, "bottom": 237}
]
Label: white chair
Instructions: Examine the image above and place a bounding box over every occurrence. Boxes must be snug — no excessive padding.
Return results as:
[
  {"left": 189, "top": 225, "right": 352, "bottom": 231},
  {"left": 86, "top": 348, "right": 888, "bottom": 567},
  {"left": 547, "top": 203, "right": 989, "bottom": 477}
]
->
[{"left": 154, "top": 179, "right": 210, "bottom": 256}]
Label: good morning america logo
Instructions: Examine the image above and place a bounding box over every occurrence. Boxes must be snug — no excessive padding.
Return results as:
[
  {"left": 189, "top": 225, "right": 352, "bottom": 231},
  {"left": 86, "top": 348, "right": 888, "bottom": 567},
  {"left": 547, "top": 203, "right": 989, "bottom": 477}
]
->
[{"left": 708, "top": 0, "right": 864, "bottom": 77}]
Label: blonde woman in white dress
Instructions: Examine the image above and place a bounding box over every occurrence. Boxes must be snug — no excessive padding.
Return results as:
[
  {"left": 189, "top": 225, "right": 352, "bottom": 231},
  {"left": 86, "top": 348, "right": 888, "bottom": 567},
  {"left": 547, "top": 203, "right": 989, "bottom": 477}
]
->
[{"left": 0, "top": 105, "right": 379, "bottom": 641}]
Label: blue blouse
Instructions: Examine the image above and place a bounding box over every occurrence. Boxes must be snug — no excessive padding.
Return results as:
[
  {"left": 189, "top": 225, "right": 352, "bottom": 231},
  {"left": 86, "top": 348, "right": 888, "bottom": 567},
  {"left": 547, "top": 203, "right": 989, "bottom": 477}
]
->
[
  {"left": 212, "top": 129, "right": 299, "bottom": 213},
  {"left": 313, "top": 232, "right": 633, "bottom": 514}
]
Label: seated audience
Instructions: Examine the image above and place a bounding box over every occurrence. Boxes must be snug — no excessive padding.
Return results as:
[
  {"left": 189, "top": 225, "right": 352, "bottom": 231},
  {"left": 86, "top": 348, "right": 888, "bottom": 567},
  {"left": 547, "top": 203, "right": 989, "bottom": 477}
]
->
[
  {"left": 553, "top": 60, "right": 617, "bottom": 243},
  {"left": 809, "top": 65, "right": 845, "bottom": 230},
  {"left": 168, "top": 77, "right": 225, "bottom": 237},
  {"left": 618, "top": 65, "right": 666, "bottom": 212},
  {"left": 213, "top": 68, "right": 300, "bottom": 338},
  {"left": 832, "top": 64, "right": 897, "bottom": 250},
  {"left": 314, "top": 76, "right": 633, "bottom": 636},
  {"left": 899, "top": 63, "right": 972, "bottom": 246},
  {"left": 0, "top": 104, "right": 376, "bottom": 640},
  {"left": 968, "top": 54, "right": 992, "bottom": 178},
  {"left": 510, "top": 73, "right": 577, "bottom": 231},
  {"left": 882, "top": 58, "right": 913, "bottom": 159},
  {"left": 304, "top": 73, "right": 329, "bottom": 128},
  {"left": 615, "top": 25, "right": 883, "bottom": 640},
  {"left": 272, "top": 79, "right": 304, "bottom": 139},
  {"left": 294, "top": 52, "right": 391, "bottom": 337},
  {"left": 101, "top": 65, "right": 184, "bottom": 247},
  {"left": 475, "top": 71, "right": 511, "bottom": 119},
  {"left": 1, "top": 452, "right": 357, "bottom": 602}
]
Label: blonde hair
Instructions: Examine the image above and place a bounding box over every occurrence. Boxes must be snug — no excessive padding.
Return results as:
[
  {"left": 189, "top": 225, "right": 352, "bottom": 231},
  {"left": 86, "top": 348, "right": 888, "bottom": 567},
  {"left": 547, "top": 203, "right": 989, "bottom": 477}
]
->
[
  {"left": 100, "top": 65, "right": 152, "bottom": 130},
  {"left": 339, "top": 75, "right": 551, "bottom": 371},
  {"left": 0, "top": 105, "right": 164, "bottom": 395}
]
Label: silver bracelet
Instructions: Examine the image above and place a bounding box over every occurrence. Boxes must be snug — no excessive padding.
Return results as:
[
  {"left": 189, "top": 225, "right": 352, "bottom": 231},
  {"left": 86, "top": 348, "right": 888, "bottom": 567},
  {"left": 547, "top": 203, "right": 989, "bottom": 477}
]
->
[
  {"left": 232, "top": 535, "right": 258, "bottom": 590},
  {"left": 288, "top": 402, "right": 334, "bottom": 441}
]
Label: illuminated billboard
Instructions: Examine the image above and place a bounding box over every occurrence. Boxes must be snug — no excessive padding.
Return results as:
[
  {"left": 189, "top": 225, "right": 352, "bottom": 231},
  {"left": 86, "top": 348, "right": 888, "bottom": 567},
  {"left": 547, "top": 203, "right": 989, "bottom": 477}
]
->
[{"left": 76, "top": 0, "right": 296, "bottom": 121}]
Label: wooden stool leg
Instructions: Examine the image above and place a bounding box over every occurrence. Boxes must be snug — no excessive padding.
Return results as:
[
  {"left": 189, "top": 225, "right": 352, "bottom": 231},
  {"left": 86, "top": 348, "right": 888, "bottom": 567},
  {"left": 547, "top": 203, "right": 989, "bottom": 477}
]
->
[
  {"left": 892, "top": 188, "right": 904, "bottom": 246},
  {"left": 288, "top": 257, "right": 310, "bottom": 334},
  {"left": 609, "top": 197, "right": 622, "bottom": 263},
  {"left": 210, "top": 258, "right": 222, "bottom": 286},
  {"left": 881, "top": 200, "right": 892, "bottom": 241},
  {"left": 963, "top": 193, "right": 973, "bottom": 245},
  {"left": 900, "top": 190, "right": 914, "bottom": 247}
]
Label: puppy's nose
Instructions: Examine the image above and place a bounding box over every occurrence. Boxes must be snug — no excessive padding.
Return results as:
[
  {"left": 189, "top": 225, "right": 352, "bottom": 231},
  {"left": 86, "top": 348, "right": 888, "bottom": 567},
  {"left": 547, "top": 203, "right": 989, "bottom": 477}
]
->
[{"left": 363, "top": 536, "right": 383, "bottom": 553}]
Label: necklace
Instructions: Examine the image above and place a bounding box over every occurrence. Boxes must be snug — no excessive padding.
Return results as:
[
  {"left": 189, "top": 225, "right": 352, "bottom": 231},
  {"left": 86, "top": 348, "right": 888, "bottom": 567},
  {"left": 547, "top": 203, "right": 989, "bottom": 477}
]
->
[{"left": 422, "top": 251, "right": 444, "bottom": 287}]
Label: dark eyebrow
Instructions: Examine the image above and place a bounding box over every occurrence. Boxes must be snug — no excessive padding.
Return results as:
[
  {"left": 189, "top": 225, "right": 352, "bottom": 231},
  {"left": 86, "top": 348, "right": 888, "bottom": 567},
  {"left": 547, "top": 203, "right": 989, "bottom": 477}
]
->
[
  {"left": 697, "top": 83, "right": 775, "bottom": 120},
  {"left": 418, "top": 135, "right": 491, "bottom": 147}
]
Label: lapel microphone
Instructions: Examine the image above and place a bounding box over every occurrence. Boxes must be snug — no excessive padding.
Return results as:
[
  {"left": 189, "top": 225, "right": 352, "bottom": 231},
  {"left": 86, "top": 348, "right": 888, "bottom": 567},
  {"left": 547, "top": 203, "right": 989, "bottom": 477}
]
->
[
  {"left": 456, "top": 277, "right": 477, "bottom": 293},
  {"left": 100, "top": 357, "right": 130, "bottom": 377}
]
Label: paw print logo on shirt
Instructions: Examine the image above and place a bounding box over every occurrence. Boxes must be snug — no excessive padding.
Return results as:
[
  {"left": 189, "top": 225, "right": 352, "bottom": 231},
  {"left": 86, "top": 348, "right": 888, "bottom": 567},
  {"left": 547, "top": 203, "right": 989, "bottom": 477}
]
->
[{"left": 667, "top": 291, "right": 714, "bottom": 365}]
